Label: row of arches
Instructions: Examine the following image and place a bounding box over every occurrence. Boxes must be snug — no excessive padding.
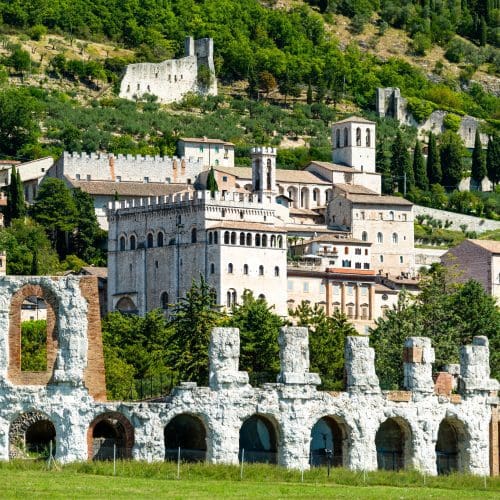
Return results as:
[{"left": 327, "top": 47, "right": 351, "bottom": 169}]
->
[
  {"left": 335, "top": 127, "right": 371, "bottom": 148},
  {"left": 219, "top": 231, "right": 284, "bottom": 248},
  {"left": 284, "top": 186, "right": 332, "bottom": 210},
  {"left": 363, "top": 231, "right": 400, "bottom": 244},
  {"left": 9, "top": 411, "right": 466, "bottom": 474}
]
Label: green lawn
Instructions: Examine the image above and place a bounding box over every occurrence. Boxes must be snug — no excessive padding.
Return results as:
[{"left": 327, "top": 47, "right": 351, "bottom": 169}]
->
[{"left": 0, "top": 461, "right": 498, "bottom": 499}]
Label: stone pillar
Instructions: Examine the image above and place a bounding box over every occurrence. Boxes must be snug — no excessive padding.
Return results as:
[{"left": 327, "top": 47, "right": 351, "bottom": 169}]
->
[
  {"left": 403, "top": 337, "right": 435, "bottom": 393},
  {"left": 459, "top": 336, "right": 499, "bottom": 394},
  {"left": 344, "top": 336, "right": 380, "bottom": 393},
  {"left": 277, "top": 327, "right": 320, "bottom": 386},
  {"left": 209, "top": 328, "right": 249, "bottom": 390}
]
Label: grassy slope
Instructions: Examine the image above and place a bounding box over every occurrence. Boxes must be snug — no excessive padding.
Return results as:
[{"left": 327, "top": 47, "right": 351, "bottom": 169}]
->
[{"left": 0, "top": 462, "right": 498, "bottom": 499}]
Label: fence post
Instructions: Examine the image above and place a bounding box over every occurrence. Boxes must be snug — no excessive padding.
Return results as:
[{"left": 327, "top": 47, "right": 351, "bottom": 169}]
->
[
  {"left": 177, "top": 446, "right": 181, "bottom": 480},
  {"left": 240, "top": 448, "right": 245, "bottom": 480},
  {"left": 113, "top": 444, "right": 116, "bottom": 476}
]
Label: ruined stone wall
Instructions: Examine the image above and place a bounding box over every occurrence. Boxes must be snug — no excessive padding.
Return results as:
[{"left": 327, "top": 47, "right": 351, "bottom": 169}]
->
[{"left": 0, "top": 276, "right": 497, "bottom": 475}]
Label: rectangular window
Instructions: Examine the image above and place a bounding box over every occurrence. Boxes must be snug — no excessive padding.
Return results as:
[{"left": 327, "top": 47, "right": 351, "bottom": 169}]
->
[
  {"left": 224, "top": 148, "right": 229, "bottom": 159},
  {"left": 143, "top": 177, "right": 149, "bottom": 183},
  {"left": 116, "top": 176, "right": 121, "bottom": 182},
  {"left": 355, "top": 262, "right": 361, "bottom": 269},
  {"left": 86, "top": 174, "right": 91, "bottom": 181},
  {"left": 363, "top": 263, "right": 370, "bottom": 269},
  {"left": 222, "top": 176, "right": 228, "bottom": 182},
  {"left": 355, "top": 248, "right": 362, "bottom": 255},
  {"left": 76, "top": 174, "right": 81, "bottom": 180},
  {"left": 287, "top": 280, "right": 293, "bottom": 291}
]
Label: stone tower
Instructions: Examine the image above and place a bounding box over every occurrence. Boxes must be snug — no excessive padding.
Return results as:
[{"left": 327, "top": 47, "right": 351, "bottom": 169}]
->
[
  {"left": 332, "top": 116, "right": 376, "bottom": 172},
  {"left": 251, "top": 147, "right": 277, "bottom": 200}
]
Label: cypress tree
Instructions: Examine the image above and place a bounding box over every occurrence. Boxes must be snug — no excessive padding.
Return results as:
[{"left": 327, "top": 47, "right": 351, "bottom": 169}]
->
[
  {"left": 427, "top": 132, "right": 442, "bottom": 185},
  {"left": 376, "top": 140, "right": 393, "bottom": 194},
  {"left": 390, "top": 131, "right": 414, "bottom": 194},
  {"left": 471, "top": 129, "right": 486, "bottom": 186},
  {"left": 306, "top": 83, "right": 313, "bottom": 105},
  {"left": 440, "top": 130, "right": 464, "bottom": 190},
  {"left": 5, "top": 165, "right": 26, "bottom": 226},
  {"left": 413, "top": 139, "right": 428, "bottom": 191},
  {"left": 206, "top": 166, "right": 219, "bottom": 197},
  {"left": 479, "top": 16, "right": 487, "bottom": 46},
  {"left": 486, "top": 134, "right": 500, "bottom": 187}
]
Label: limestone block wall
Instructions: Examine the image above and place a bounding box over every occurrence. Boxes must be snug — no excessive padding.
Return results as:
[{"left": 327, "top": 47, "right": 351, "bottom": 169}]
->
[{"left": 0, "top": 276, "right": 497, "bottom": 475}]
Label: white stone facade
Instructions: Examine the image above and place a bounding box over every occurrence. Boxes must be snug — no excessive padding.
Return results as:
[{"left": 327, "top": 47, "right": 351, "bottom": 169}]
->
[
  {"left": 0, "top": 276, "right": 497, "bottom": 475},
  {"left": 119, "top": 37, "right": 217, "bottom": 104}
]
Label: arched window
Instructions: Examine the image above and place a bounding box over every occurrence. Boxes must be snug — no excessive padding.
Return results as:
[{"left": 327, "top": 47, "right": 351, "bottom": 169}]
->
[
  {"left": 208, "top": 232, "right": 213, "bottom": 245},
  {"left": 243, "top": 264, "right": 249, "bottom": 275},
  {"left": 119, "top": 236, "right": 126, "bottom": 251},
  {"left": 259, "top": 265, "right": 264, "bottom": 276},
  {"left": 377, "top": 232, "right": 383, "bottom": 243},
  {"left": 224, "top": 231, "right": 230, "bottom": 244},
  {"left": 210, "top": 263, "right": 215, "bottom": 274},
  {"left": 344, "top": 127, "right": 348, "bottom": 147},
  {"left": 255, "top": 234, "right": 261, "bottom": 246},
  {"left": 366, "top": 128, "right": 371, "bottom": 147},
  {"left": 336, "top": 129, "right": 341, "bottom": 148},
  {"left": 239, "top": 232, "right": 245, "bottom": 245},
  {"left": 389, "top": 211, "right": 394, "bottom": 221},
  {"left": 362, "top": 231, "right": 368, "bottom": 242},
  {"left": 274, "top": 266, "right": 279, "bottom": 277},
  {"left": 160, "top": 292, "right": 168, "bottom": 310},
  {"left": 246, "top": 233, "right": 252, "bottom": 246},
  {"left": 266, "top": 159, "right": 272, "bottom": 190},
  {"left": 344, "top": 246, "right": 349, "bottom": 255},
  {"left": 157, "top": 232, "right": 164, "bottom": 247},
  {"left": 129, "top": 235, "right": 136, "bottom": 250},
  {"left": 262, "top": 234, "right": 267, "bottom": 247},
  {"left": 356, "top": 127, "right": 361, "bottom": 146},
  {"left": 228, "top": 263, "right": 233, "bottom": 274},
  {"left": 191, "top": 228, "right": 197, "bottom": 243},
  {"left": 147, "top": 233, "right": 154, "bottom": 248},
  {"left": 230, "top": 232, "right": 236, "bottom": 245},
  {"left": 270, "top": 235, "right": 276, "bottom": 247},
  {"left": 227, "top": 289, "right": 237, "bottom": 307},
  {"left": 277, "top": 235, "right": 283, "bottom": 248},
  {"left": 392, "top": 233, "right": 398, "bottom": 244},
  {"left": 214, "top": 231, "right": 218, "bottom": 244}
]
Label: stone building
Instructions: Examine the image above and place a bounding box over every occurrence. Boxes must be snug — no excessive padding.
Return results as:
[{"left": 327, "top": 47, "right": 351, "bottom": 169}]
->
[
  {"left": 119, "top": 37, "right": 217, "bottom": 104},
  {"left": 0, "top": 275, "right": 497, "bottom": 475},
  {"left": 442, "top": 239, "right": 500, "bottom": 301},
  {"left": 178, "top": 137, "right": 235, "bottom": 168}
]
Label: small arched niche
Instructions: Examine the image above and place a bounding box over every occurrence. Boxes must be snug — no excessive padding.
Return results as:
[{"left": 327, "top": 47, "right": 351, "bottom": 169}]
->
[
  {"left": 310, "top": 416, "right": 348, "bottom": 467},
  {"left": 88, "top": 412, "right": 134, "bottom": 460},
  {"left": 239, "top": 414, "right": 278, "bottom": 464},
  {"left": 164, "top": 414, "right": 207, "bottom": 462},
  {"left": 436, "top": 418, "right": 468, "bottom": 474},
  {"left": 9, "top": 411, "right": 56, "bottom": 459},
  {"left": 375, "top": 417, "right": 412, "bottom": 471}
]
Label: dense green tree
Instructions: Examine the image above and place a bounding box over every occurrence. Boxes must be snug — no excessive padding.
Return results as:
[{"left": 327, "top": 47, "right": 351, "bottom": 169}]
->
[
  {"left": 30, "top": 178, "right": 78, "bottom": 257},
  {"left": 427, "top": 132, "right": 442, "bottom": 185},
  {"left": 6, "top": 47, "right": 31, "bottom": 75},
  {"left": 227, "top": 290, "right": 283, "bottom": 375},
  {"left": 0, "top": 88, "right": 40, "bottom": 157},
  {"left": 413, "top": 139, "right": 428, "bottom": 191},
  {"left": 4, "top": 166, "right": 26, "bottom": 226},
  {"left": 167, "top": 277, "right": 224, "bottom": 384},
  {"left": 370, "top": 265, "right": 500, "bottom": 389},
  {"left": 486, "top": 135, "right": 500, "bottom": 187},
  {"left": 376, "top": 140, "right": 393, "bottom": 194},
  {"left": 440, "top": 130, "right": 464, "bottom": 190},
  {"left": 206, "top": 166, "right": 218, "bottom": 196},
  {"left": 391, "top": 131, "right": 414, "bottom": 194},
  {"left": 0, "top": 218, "right": 60, "bottom": 275},
  {"left": 289, "top": 301, "right": 356, "bottom": 390},
  {"left": 21, "top": 320, "right": 47, "bottom": 371},
  {"left": 471, "top": 129, "right": 486, "bottom": 185}
]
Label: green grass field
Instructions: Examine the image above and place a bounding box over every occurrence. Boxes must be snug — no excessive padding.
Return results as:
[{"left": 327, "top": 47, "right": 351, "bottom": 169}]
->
[{"left": 0, "top": 461, "right": 498, "bottom": 499}]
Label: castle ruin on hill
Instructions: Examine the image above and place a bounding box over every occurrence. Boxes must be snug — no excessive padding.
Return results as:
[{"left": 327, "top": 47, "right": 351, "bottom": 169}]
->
[
  {"left": 119, "top": 37, "right": 217, "bottom": 104},
  {"left": 0, "top": 275, "right": 498, "bottom": 475}
]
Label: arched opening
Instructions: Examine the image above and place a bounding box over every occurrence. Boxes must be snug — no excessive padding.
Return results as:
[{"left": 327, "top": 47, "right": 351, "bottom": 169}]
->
[
  {"left": 310, "top": 417, "right": 347, "bottom": 467},
  {"left": 246, "top": 233, "right": 252, "bottom": 246},
  {"left": 243, "top": 264, "right": 249, "bottom": 275},
  {"left": 239, "top": 232, "right": 245, "bottom": 245},
  {"left": 129, "top": 235, "right": 136, "bottom": 250},
  {"left": 9, "top": 411, "right": 56, "bottom": 459},
  {"left": 356, "top": 127, "right": 361, "bottom": 146},
  {"left": 436, "top": 418, "right": 467, "bottom": 475},
  {"left": 255, "top": 234, "right": 261, "bottom": 247},
  {"left": 208, "top": 232, "right": 213, "bottom": 245},
  {"left": 165, "top": 414, "right": 207, "bottom": 462},
  {"left": 116, "top": 296, "right": 137, "bottom": 315},
  {"left": 366, "top": 128, "right": 371, "bottom": 147},
  {"left": 262, "top": 234, "right": 267, "bottom": 247},
  {"left": 21, "top": 296, "right": 48, "bottom": 371},
  {"left": 274, "top": 266, "right": 280, "bottom": 277},
  {"left": 157, "top": 232, "right": 164, "bottom": 247},
  {"left": 239, "top": 415, "right": 277, "bottom": 464},
  {"left": 160, "top": 292, "right": 169, "bottom": 310},
  {"left": 392, "top": 233, "right": 398, "bottom": 244},
  {"left": 230, "top": 232, "right": 236, "bottom": 245},
  {"left": 224, "top": 231, "right": 230, "bottom": 244},
  {"left": 88, "top": 412, "right": 134, "bottom": 460},
  {"left": 377, "top": 232, "right": 383, "bottom": 243},
  {"left": 270, "top": 235, "right": 276, "bottom": 247},
  {"left": 214, "top": 231, "right": 218, "bottom": 244},
  {"left": 119, "top": 236, "right": 126, "bottom": 251},
  {"left": 344, "top": 127, "right": 348, "bottom": 147},
  {"left": 259, "top": 265, "right": 264, "bottom": 276},
  {"left": 277, "top": 235, "right": 283, "bottom": 248},
  {"left": 300, "top": 187, "right": 309, "bottom": 209},
  {"left": 362, "top": 231, "right": 368, "bottom": 241},
  {"left": 146, "top": 233, "right": 153, "bottom": 248},
  {"left": 191, "top": 228, "right": 197, "bottom": 243},
  {"left": 336, "top": 129, "right": 340, "bottom": 148},
  {"left": 376, "top": 418, "right": 411, "bottom": 471},
  {"left": 266, "top": 159, "right": 272, "bottom": 190},
  {"left": 227, "top": 263, "right": 233, "bottom": 274}
]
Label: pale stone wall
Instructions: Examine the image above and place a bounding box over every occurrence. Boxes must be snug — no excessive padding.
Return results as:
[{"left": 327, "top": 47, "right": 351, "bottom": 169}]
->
[{"left": 0, "top": 277, "right": 496, "bottom": 475}]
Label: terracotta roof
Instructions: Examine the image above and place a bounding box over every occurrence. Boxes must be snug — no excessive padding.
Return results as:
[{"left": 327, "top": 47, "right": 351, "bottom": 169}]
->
[
  {"left": 66, "top": 178, "right": 190, "bottom": 197},
  {"left": 375, "top": 284, "right": 398, "bottom": 294},
  {"left": 334, "top": 116, "right": 375, "bottom": 125},
  {"left": 468, "top": 239, "right": 500, "bottom": 253},
  {"left": 334, "top": 184, "right": 378, "bottom": 195},
  {"left": 216, "top": 166, "right": 329, "bottom": 185},
  {"left": 343, "top": 193, "right": 413, "bottom": 206},
  {"left": 209, "top": 221, "right": 287, "bottom": 232},
  {"left": 289, "top": 207, "right": 320, "bottom": 216},
  {"left": 80, "top": 266, "right": 108, "bottom": 279},
  {"left": 308, "top": 161, "right": 361, "bottom": 173},
  {"left": 180, "top": 137, "right": 234, "bottom": 146},
  {"left": 0, "top": 160, "right": 20, "bottom": 165},
  {"left": 313, "top": 235, "right": 371, "bottom": 245},
  {"left": 326, "top": 268, "right": 375, "bottom": 275}
]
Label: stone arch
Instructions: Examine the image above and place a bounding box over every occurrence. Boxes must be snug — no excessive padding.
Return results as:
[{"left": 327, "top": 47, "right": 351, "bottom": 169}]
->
[
  {"left": 9, "top": 411, "right": 56, "bottom": 459},
  {"left": 164, "top": 413, "right": 207, "bottom": 462},
  {"left": 87, "top": 412, "right": 134, "bottom": 460},
  {"left": 436, "top": 417, "right": 469, "bottom": 474},
  {"left": 313, "top": 188, "right": 321, "bottom": 207},
  {"left": 157, "top": 231, "right": 164, "bottom": 247},
  {"left": 147, "top": 232, "right": 154, "bottom": 248},
  {"left": 375, "top": 417, "right": 413, "bottom": 471},
  {"left": 239, "top": 414, "right": 278, "bottom": 464},
  {"left": 310, "top": 416, "right": 349, "bottom": 467},
  {"left": 119, "top": 235, "right": 126, "bottom": 251},
  {"left": 356, "top": 127, "right": 361, "bottom": 146},
  {"left": 8, "top": 284, "right": 58, "bottom": 385},
  {"left": 129, "top": 234, "right": 136, "bottom": 250},
  {"left": 344, "top": 127, "right": 349, "bottom": 147},
  {"left": 115, "top": 296, "right": 137, "bottom": 314},
  {"left": 300, "top": 187, "right": 310, "bottom": 209}
]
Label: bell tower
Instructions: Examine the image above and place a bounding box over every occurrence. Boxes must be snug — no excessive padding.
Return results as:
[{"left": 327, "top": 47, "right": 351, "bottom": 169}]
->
[{"left": 251, "top": 147, "right": 277, "bottom": 200}]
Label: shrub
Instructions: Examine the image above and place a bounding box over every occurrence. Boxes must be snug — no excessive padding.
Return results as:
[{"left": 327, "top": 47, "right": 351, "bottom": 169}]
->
[
  {"left": 443, "top": 113, "right": 461, "bottom": 132},
  {"left": 28, "top": 25, "right": 47, "bottom": 41},
  {"left": 407, "top": 97, "right": 434, "bottom": 123}
]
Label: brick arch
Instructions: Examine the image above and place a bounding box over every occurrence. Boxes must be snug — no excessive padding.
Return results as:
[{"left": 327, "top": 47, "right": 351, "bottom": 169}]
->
[
  {"left": 87, "top": 412, "right": 135, "bottom": 460},
  {"left": 8, "top": 284, "right": 58, "bottom": 385},
  {"left": 9, "top": 410, "right": 56, "bottom": 458}
]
